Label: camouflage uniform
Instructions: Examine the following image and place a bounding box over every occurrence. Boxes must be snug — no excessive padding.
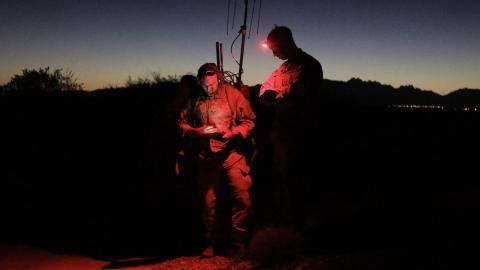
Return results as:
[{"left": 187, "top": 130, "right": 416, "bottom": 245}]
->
[
  {"left": 260, "top": 48, "right": 323, "bottom": 225},
  {"left": 178, "top": 82, "right": 256, "bottom": 246}
]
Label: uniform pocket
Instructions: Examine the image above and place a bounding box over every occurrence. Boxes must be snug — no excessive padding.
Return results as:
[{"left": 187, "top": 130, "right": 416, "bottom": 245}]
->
[{"left": 238, "top": 158, "right": 251, "bottom": 176}]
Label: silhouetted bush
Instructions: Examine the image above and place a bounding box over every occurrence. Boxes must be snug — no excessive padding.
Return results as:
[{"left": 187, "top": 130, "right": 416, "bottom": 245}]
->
[
  {"left": 125, "top": 72, "right": 180, "bottom": 88},
  {"left": 3, "top": 67, "right": 83, "bottom": 94}
]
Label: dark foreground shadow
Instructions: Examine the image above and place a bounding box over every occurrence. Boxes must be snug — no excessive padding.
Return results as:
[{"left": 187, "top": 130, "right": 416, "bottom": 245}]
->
[{"left": 102, "top": 256, "right": 173, "bottom": 269}]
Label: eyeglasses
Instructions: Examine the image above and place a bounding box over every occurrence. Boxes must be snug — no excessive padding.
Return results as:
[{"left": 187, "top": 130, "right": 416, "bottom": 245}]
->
[{"left": 205, "top": 70, "right": 216, "bottom": 76}]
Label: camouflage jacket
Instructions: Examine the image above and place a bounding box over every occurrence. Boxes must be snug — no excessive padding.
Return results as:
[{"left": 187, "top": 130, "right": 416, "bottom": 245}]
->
[{"left": 178, "top": 83, "right": 256, "bottom": 154}]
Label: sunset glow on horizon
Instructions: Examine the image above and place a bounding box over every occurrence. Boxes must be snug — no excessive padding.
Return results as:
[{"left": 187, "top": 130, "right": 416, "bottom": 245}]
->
[{"left": 1, "top": 0, "right": 479, "bottom": 95}]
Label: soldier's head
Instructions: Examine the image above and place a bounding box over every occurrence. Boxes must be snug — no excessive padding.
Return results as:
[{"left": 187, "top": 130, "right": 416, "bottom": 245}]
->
[
  {"left": 197, "top": 63, "right": 222, "bottom": 96},
  {"left": 179, "top": 74, "right": 199, "bottom": 100},
  {"left": 267, "top": 26, "right": 298, "bottom": 60}
]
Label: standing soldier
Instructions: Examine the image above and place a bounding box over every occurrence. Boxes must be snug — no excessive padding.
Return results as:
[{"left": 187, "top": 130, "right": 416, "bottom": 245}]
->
[
  {"left": 178, "top": 63, "right": 256, "bottom": 258},
  {"left": 260, "top": 25, "right": 324, "bottom": 227}
]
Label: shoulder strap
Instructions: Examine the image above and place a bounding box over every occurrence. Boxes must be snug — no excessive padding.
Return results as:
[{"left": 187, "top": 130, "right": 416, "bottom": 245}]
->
[{"left": 224, "top": 85, "right": 237, "bottom": 126}]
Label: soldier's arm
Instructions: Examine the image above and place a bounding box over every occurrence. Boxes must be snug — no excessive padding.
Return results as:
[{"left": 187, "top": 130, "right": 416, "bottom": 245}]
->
[
  {"left": 178, "top": 99, "right": 217, "bottom": 138},
  {"left": 232, "top": 91, "right": 256, "bottom": 139}
]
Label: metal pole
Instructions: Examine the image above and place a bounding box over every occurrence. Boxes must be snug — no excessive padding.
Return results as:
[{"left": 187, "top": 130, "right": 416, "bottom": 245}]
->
[
  {"left": 219, "top": 43, "right": 224, "bottom": 73},
  {"left": 238, "top": 0, "right": 248, "bottom": 84},
  {"left": 216, "top": 42, "right": 220, "bottom": 68}
]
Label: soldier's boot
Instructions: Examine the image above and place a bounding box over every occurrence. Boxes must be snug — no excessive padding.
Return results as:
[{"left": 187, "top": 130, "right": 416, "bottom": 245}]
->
[
  {"left": 227, "top": 231, "right": 249, "bottom": 259},
  {"left": 200, "top": 245, "right": 215, "bottom": 258},
  {"left": 201, "top": 230, "right": 216, "bottom": 258}
]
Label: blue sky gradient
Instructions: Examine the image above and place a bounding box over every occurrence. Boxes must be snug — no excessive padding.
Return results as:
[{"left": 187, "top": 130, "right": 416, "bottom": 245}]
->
[{"left": 1, "top": 0, "right": 478, "bottom": 94}]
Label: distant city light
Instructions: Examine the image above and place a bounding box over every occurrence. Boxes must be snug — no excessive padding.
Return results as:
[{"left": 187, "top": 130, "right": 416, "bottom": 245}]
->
[{"left": 389, "top": 104, "right": 480, "bottom": 111}]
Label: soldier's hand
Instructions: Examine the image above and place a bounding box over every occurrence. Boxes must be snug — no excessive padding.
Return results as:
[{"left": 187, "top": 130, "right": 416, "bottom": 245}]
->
[
  {"left": 193, "top": 125, "right": 217, "bottom": 138},
  {"left": 221, "top": 130, "right": 240, "bottom": 140},
  {"left": 203, "top": 126, "right": 218, "bottom": 136},
  {"left": 259, "top": 89, "right": 279, "bottom": 105},
  {"left": 275, "top": 92, "right": 285, "bottom": 101}
]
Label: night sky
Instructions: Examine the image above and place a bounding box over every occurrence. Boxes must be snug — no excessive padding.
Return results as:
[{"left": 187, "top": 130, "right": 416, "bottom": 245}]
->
[{"left": 0, "top": 0, "right": 478, "bottom": 94}]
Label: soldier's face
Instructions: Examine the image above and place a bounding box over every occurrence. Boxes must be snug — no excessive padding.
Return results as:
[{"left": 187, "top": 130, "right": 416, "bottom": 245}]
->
[
  {"left": 200, "top": 71, "right": 218, "bottom": 96},
  {"left": 268, "top": 41, "right": 288, "bottom": 60}
]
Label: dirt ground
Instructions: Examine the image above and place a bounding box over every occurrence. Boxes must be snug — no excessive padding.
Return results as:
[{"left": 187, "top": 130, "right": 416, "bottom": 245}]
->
[
  {"left": 0, "top": 244, "right": 400, "bottom": 270},
  {"left": 4, "top": 243, "right": 470, "bottom": 270}
]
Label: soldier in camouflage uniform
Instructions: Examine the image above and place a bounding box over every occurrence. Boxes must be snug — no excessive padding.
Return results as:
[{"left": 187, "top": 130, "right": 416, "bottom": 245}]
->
[
  {"left": 178, "top": 63, "right": 256, "bottom": 257},
  {"left": 260, "top": 26, "right": 324, "bottom": 227}
]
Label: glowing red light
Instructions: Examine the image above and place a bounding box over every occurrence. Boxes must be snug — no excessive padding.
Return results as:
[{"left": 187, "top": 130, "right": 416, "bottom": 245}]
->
[{"left": 262, "top": 43, "right": 268, "bottom": 49}]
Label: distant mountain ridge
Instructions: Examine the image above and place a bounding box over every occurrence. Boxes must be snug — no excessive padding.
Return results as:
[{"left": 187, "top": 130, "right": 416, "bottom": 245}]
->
[
  {"left": 320, "top": 78, "right": 480, "bottom": 108},
  {"left": 2, "top": 75, "right": 479, "bottom": 109}
]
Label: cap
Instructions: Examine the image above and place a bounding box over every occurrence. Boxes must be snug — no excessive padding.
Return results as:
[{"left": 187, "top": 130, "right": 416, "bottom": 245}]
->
[{"left": 197, "top": 63, "right": 222, "bottom": 79}]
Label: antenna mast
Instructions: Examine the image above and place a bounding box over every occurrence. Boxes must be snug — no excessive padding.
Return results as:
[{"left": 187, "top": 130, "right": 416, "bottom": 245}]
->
[
  {"left": 220, "top": 0, "right": 262, "bottom": 88},
  {"left": 238, "top": 0, "right": 248, "bottom": 84}
]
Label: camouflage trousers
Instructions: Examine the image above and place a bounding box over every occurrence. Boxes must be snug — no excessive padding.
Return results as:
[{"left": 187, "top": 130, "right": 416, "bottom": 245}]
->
[{"left": 195, "top": 151, "right": 252, "bottom": 245}]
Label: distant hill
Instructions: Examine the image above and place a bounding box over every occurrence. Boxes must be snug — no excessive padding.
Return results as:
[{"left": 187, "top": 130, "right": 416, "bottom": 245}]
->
[
  {"left": 444, "top": 88, "right": 480, "bottom": 108},
  {"left": 321, "top": 78, "right": 479, "bottom": 109},
  {"left": 2, "top": 76, "right": 479, "bottom": 109}
]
